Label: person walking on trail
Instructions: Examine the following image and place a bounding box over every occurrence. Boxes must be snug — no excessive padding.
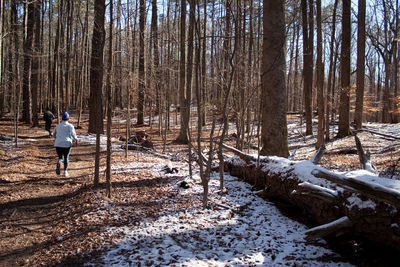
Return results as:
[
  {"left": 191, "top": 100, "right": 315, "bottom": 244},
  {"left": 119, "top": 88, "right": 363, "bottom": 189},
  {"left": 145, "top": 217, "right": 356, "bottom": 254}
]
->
[
  {"left": 53, "top": 112, "right": 79, "bottom": 177},
  {"left": 43, "top": 109, "right": 55, "bottom": 137}
]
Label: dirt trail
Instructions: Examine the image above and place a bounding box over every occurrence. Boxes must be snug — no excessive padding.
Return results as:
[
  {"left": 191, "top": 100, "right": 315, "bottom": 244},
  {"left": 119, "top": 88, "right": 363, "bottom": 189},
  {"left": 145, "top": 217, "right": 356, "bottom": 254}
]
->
[
  {"left": 0, "top": 119, "right": 171, "bottom": 266},
  {"left": 0, "top": 121, "right": 96, "bottom": 265}
]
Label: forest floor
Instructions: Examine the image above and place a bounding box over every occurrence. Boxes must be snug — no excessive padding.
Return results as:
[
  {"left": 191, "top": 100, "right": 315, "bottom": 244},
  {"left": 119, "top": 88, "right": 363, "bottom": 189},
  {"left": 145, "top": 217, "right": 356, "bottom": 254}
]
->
[{"left": 0, "top": 112, "right": 399, "bottom": 266}]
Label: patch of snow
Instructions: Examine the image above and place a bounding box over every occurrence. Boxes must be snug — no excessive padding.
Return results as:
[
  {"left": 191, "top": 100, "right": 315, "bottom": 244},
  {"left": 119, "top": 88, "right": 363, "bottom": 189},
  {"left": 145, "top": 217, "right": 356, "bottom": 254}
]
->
[
  {"left": 346, "top": 195, "right": 377, "bottom": 210},
  {"left": 85, "top": 168, "right": 354, "bottom": 266}
]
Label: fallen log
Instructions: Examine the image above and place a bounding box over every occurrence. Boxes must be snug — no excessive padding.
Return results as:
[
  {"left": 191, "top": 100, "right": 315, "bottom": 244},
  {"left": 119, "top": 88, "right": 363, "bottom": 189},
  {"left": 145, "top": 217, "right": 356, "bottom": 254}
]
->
[
  {"left": 224, "top": 151, "right": 400, "bottom": 252},
  {"left": 324, "top": 147, "right": 357, "bottom": 155},
  {"left": 359, "top": 128, "right": 400, "bottom": 140}
]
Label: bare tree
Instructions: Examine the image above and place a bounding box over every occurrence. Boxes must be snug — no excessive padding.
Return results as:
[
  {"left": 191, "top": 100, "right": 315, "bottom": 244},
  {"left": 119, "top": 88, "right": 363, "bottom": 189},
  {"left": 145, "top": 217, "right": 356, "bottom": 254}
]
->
[
  {"left": 260, "top": 0, "right": 289, "bottom": 157},
  {"left": 22, "top": 0, "right": 35, "bottom": 125},
  {"left": 301, "top": 0, "right": 314, "bottom": 136},
  {"left": 316, "top": 0, "right": 324, "bottom": 148},
  {"left": 0, "top": 0, "right": 3, "bottom": 118},
  {"left": 354, "top": 0, "right": 366, "bottom": 129},
  {"left": 90, "top": 0, "right": 106, "bottom": 186},
  {"left": 325, "top": 0, "right": 339, "bottom": 140},
  {"left": 31, "top": 0, "right": 41, "bottom": 127},
  {"left": 106, "top": 0, "right": 113, "bottom": 198},
  {"left": 137, "top": 0, "right": 145, "bottom": 125},
  {"left": 337, "top": 0, "right": 351, "bottom": 138},
  {"left": 89, "top": 0, "right": 105, "bottom": 136},
  {"left": 176, "top": 0, "right": 188, "bottom": 143}
]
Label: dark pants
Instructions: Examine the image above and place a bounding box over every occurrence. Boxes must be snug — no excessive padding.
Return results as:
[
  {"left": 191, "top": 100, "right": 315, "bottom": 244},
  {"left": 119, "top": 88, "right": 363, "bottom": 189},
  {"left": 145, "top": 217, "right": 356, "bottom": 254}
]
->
[
  {"left": 56, "top": 147, "right": 71, "bottom": 170},
  {"left": 45, "top": 120, "right": 52, "bottom": 133}
]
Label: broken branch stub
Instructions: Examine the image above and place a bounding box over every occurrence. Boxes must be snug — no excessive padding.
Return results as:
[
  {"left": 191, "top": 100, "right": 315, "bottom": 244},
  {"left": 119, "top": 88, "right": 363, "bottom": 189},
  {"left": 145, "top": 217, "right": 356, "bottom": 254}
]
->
[
  {"left": 354, "top": 134, "right": 376, "bottom": 174},
  {"left": 312, "top": 169, "right": 400, "bottom": 208},
  {"left": 305, "top": 216, "right": 354, "bottom": 241}
]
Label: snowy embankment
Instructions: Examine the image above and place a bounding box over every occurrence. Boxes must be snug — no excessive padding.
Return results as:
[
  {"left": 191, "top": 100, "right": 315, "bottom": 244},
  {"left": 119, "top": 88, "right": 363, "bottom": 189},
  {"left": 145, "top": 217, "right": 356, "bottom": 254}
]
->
[{"left": 84, "top": 153, "right": 353, "bottom": 266}]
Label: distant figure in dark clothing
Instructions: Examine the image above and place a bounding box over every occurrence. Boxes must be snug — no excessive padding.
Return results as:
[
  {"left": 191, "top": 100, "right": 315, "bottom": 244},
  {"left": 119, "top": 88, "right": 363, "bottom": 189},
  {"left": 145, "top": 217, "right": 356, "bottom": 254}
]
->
[{"left": 43, "top": 109, "right": 55, "bottom": 137}]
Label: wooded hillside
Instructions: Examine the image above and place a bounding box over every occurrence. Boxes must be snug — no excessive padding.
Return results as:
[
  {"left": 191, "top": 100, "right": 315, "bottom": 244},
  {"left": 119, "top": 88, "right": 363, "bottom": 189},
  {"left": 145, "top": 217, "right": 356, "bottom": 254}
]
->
[{"left": 0, "top": 0, "right": 399, "bottom": 137}]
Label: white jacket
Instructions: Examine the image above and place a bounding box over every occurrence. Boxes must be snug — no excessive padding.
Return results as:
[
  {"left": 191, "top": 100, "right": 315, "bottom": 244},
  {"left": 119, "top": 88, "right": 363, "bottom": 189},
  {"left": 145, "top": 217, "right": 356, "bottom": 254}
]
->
[{"left": 53, "top": 121, "right": 78, "bottom": 148}]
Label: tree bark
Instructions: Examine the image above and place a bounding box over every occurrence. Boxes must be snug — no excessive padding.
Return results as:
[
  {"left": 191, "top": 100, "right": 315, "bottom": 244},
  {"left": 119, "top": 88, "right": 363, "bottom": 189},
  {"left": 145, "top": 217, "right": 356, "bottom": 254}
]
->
[
  {"left": 90, "top": 0, "right": 106, "bottom": 185},
  {"left": 316, "top": 0, "right": 324, "bottom": 148},
  {"left": 22, "top": 0, "right": 35, "bottom": 124},
  {"left": 260, "top": 0, "right": 289, "bottom": 157},
  {"left": 354, "top": 0, "right": 366, "bottom": 129},
  {"left": 325, "top": 0, "right": 338, "bottom": 140},
  {"left": 89, "top": 0, "right": 105, "bottom": 135},
  {"left": 301, "top": 0, "right": 314, "bottom": 136},
  {"left": 337, "top": 0, "right": 351, "bottom": 137},
  {"left": 31, "top": 0, "right": 41, "bottom": 127},
  {"left": 106, "top": 0, "right": 113, "bottom": 198},
  {"left": 176, "top": 0, "right": 188, "bottom": 143},
  {"left": 137, "top": 0, "right": 145, "bottom": 125}
]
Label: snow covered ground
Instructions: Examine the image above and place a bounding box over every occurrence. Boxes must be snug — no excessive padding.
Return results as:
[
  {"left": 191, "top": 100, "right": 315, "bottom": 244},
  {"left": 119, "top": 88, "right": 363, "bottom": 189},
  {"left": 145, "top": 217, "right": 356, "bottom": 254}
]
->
[
  {"left": 78, "top": 121, "right": 400, "bottom": 266},
  {"left": 83, "top": 154, "right": 354, "bottom": 266}
]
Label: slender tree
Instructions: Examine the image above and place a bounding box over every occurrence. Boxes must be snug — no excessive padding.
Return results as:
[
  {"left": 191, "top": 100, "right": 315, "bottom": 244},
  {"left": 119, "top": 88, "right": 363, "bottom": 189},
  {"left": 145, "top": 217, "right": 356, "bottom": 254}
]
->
[
  {"left": 337, "top": 0, "right": 351, "bottom": 137},
  {"left": 22, "top": 0, "right": 35, "bottom": 124},
  {"left": 137, "top": 0, "right": 145, "bottom": 125},
  {"left": 106, "top": 0, "right": 113, "bottom": 198},
  {"left": 11, "top": 0, "right": 21, "bottom": 147},
  {"left": 354, "top": 0, "right": 366, "bottom": 129},
  {"left": 31, "top": 0, "right": 41, "bottom": 127},
  {"left": 325, "top": 0, "right": 339, "bottom": 140},
  {"left": 316, "top": 0, "right": 324, "bottom": 148},
  {"left": 90, "top": 0, "right": 106, "bottom": 186},
  {"left": 176, "top": 0, "right": 188, "bottom": 143},
  {"left": 301, "top": 0, "right": 314, "bottom": 136},
  {"left": 0, "top": 0, "right": 3, "bottom": 117}
]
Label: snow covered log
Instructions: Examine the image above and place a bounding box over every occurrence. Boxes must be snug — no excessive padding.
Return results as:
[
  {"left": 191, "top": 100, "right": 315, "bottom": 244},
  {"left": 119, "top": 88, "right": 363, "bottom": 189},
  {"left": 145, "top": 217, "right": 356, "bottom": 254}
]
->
[
  {"left": 305, "top": 216, "right": 354, "bottom": 241},
  {"left": 224, "top": 153, "right": 400, "bottom": 252}
]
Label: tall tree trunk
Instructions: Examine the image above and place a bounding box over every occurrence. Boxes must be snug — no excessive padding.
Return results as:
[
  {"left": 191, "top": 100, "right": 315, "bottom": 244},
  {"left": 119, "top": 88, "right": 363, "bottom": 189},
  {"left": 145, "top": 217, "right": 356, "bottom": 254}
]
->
[
  {"left": 325, "top": 0, "right": 338, "bottom": 140},
  {"left": 31, "top": 0, "right": 41, "bottom": 127},
  {"left": 57, "top": 0, "right": 65, "bottom": 117},
  {"left": 90, "top": 0, "right": 106, "bottom": 186},
  {"left": 11, "top": 0, "right": 20, "bottom": 146},
  {"left": 394, "top": 0, "right": 399, "bottom": 123},
  {"left": 78, "top": 0, "right": 89, "bottom": 129},
  {"left": 201, "top": 0, "right": 207, "bottom": 127},
  {"left": 293, "top": 23, "right": 300, "bottom": 112},
  {"left": 218, "top": 0, "right": 234, "bottom": 190},
  {"left": 354, "top": 0, "right": 366, "bottom": 129},
  {"left": 22, "top": 0, "right": 35, "bottom": 124},
  {"left": 137, "top": 0, "right": 145, "bottom": 125},
  {"left": 89, "top": 0, "right": 105, "bottom": 135},
  {"left": 316, "top": 0, "right": 324, "bottom": 148},
  {"left": 382, "top": 58, "right": 392, "bottom": 123},
  {"left": 0, "top": 0, "right": 4, "bottom": 117},
  {"left": 115, "top": 0, "right": 123, "bottom": 109},
  {"left": 65, "top": 0, "right": 74, "bottom": 111},
  {"left": 301, "top": 0, "right": 314, "bottom": 136},
  {"left": 176, "top": 0, "right": 188, "bottom": 143},
  {"left": 151, "top": 0, "right": 161, "bottom": 130},
  {"left": 260, "top": 0, "right": 289, "bottom": 157},
  {"left": 106, "top": 0, "right": 113, "bottom": 198},
  {"left": 337, "top": 0, "right": 351, "bottom": 138}
]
